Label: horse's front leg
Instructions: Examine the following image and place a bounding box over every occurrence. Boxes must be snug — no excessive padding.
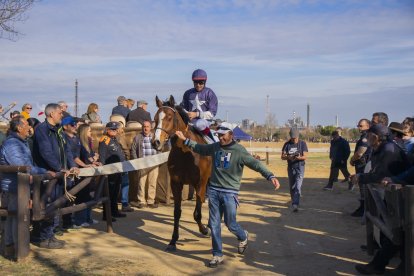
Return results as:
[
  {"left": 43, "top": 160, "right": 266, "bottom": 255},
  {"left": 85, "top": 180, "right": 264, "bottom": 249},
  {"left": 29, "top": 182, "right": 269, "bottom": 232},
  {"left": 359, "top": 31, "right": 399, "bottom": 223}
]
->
[{"left": 166, "top": 180, "right": 183, "bottom": 252}]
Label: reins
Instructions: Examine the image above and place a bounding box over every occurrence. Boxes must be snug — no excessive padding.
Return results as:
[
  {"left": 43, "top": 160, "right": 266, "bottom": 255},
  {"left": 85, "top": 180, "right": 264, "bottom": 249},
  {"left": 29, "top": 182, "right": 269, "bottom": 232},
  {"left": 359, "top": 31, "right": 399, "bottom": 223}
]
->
[
  {"left": 155, "top": 106, "right": 183, "bottom": 138},
  {"left": 64, "top": 168, "right": 80, "bottom": 202}
]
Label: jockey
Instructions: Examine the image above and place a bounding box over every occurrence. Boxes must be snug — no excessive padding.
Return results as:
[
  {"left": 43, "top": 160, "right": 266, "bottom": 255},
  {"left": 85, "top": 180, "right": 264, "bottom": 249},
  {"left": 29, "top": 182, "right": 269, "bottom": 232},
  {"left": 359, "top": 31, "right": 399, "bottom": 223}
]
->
[{"left": 180, "top": 69, "right": 218, "bottom": 143}]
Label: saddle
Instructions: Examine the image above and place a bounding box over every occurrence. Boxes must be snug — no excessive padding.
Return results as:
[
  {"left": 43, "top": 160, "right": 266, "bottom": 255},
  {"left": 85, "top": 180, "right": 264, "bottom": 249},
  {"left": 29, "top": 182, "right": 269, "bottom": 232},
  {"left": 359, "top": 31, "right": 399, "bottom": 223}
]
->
[{"left": 189, "top": 125, "right": 218, "bottom": 144}]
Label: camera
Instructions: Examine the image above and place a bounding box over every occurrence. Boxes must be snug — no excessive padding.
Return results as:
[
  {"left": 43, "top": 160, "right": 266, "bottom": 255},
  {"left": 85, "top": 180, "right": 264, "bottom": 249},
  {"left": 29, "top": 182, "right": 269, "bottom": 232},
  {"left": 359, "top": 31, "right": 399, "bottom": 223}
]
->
[{"left": 287, "top": 151, "right": 300, "bottom": 158}]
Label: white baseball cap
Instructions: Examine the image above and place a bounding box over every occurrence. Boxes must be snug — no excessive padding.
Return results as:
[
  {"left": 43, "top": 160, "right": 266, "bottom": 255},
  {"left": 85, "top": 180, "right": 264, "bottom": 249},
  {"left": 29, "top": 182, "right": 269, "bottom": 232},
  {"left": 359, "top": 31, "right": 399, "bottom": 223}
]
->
[{"left": 216, "top": 122, "right": 233, "bottom": 134}]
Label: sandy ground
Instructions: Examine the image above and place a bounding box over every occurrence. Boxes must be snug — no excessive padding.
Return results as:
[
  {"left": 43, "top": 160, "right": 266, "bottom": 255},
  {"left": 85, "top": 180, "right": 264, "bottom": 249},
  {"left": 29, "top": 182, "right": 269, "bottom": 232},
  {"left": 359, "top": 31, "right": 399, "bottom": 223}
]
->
[{"left": 1, "top": 145, "right": 391, "bottom": 275}]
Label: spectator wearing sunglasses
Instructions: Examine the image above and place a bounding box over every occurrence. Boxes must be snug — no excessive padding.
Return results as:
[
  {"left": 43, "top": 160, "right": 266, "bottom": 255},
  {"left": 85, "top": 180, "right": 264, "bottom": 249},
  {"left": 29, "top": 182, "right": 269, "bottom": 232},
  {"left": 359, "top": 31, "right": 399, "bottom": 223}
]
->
[
  {"left": 349, "top": 118, "right": 371, "bottom": 217},
  {"left": 180, "top": 69, "right": 218, "bottom": 143},
  {"left": 21, "top": 103, "right": 32, "bottom": 120}
]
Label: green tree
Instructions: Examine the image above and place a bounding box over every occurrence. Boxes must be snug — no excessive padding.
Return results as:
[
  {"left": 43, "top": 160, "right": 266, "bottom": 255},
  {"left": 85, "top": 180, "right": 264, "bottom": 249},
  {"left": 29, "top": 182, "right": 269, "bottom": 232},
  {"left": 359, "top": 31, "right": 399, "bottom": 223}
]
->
[{"left": 318, "top": 125, "right": 337, "bottom": 136}]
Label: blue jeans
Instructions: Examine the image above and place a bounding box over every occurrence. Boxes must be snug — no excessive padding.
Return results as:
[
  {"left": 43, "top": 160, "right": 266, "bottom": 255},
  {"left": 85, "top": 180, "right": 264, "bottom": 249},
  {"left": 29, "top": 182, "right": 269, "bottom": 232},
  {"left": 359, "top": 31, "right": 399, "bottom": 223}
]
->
[
  {"left": 35, "top": 181, "right": 62, "bottom": 240},
  {"left": 208, "top": 188, "right": 246, "bottom": 257},
  {"left": 5, "top": 193, "right": 17, "bottom": 246},
  {"left": 74, "top": 208, "right": 91, "bottom": 225},
  {"left": 121, "top": 172, "right": 129, "bottom": 207},
  {"left": 287, "top": 165, "right": 305, "bottom": 206}
]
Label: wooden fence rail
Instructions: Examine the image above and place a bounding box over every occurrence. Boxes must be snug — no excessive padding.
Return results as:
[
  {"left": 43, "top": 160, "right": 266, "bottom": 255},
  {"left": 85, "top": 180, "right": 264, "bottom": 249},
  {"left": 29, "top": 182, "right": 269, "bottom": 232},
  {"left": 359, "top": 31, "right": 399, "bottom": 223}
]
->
[
  {"left": 0, "top": 167, "right": 112, "bottom": 261},
  {"left": 365, "top": 183, "right": 414, "bottom": 275}
]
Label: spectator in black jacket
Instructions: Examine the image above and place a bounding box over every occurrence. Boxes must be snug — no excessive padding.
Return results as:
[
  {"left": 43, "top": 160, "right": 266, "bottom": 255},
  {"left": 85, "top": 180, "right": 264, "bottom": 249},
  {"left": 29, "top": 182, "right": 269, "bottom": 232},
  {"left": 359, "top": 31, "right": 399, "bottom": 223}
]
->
[
  {"left": 98, "top": 122, "right": 127, "bottom": 220},
  {"left": 353, "top": 124, "right": 409, "bottom": 275},
  {"left": 349, "top": 118, "right": 371, "bottom": 217},
  {"left": 126, "top": 100, "right": 151, "bottom": 125},
  {"left": 324, "top": 131, "right": 351, "bottom": 190},
  {"left": 32, "top": 103, "right": 78, "bottom": 249}
]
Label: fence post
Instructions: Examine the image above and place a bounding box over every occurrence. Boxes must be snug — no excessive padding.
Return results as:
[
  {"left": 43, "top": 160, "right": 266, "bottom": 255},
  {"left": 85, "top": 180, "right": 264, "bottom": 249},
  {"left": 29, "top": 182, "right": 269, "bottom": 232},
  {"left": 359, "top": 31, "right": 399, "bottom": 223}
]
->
[
  {"left": 365, "top": 185, "right": 375, "bottom": 256},
  {"left": 103, "top": 176, "right": 113, "bottom": 233},
  {"left": 266, "top": 146, "right": 269, "bottom": 165},
  {"left": 404, "top": 185, "right": 414, "bottom": 276},
  {"left": 16, "top": 172, "right": 30, "bottom": 261}
]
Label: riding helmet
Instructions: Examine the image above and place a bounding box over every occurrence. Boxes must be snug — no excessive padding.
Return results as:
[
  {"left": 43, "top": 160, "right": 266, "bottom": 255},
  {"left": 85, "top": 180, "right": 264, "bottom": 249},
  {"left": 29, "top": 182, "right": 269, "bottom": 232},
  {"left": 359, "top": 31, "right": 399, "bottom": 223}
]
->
[{"left": 192, "top": 69, "right": 207, "bottom": 81}]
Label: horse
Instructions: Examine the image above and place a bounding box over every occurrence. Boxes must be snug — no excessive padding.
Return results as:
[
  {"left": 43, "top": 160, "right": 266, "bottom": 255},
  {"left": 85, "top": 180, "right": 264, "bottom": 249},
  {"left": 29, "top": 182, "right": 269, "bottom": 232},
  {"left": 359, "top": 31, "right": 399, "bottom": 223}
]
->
[{"left": 152, "top": 95, "right": 211, "bottom": 251}]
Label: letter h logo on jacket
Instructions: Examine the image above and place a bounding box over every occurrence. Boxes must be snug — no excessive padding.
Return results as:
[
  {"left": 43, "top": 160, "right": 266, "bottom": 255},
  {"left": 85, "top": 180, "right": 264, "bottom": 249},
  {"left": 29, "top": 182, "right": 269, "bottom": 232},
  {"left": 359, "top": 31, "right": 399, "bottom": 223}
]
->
[{"left": 215, "top": 151, "right": 232, "bottom": 169}]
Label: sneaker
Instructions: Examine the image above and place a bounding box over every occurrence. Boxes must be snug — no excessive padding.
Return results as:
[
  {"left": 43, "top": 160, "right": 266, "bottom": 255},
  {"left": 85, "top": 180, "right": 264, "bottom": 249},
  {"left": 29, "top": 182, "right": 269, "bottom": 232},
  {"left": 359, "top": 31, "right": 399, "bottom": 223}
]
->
[
  {"left": 148, "top": 203, "right": 159, "bottom": 209},
  {"left": 73, "top": 224, "right": 83, "bottom": 229},
  {"left": 53, "top": 226, "right": 68, "bottom": 236},
  {"left": 4, "top": 244, "right": 15, "bottom": 259},
  {"left": 131, "top": 201, "right": 146, "bottom": 209},
  {"left": 208, "top": 255, "right": 224, "bottom": 268},
  {"left": 129, "top": 201, "right": 140, "bottom": 207},
  {"left": 39, "top": 238, "right": 65, "bottom": 249},
  {"left": 238, "top": 230, "right": 249, "bottom": 254},
  {"left": 323, "top": 185, "right": 333, "bottom": 191},
  {"left": 355, "top": 263, "right": 385, "bottom": 275},
  {"left": 122, "top": 205, "right": 134, "bottom": 212},
  {"left": 292, "top": 204, "right": 299, "bottom": 213},
  {"left": 88, "top": 219, "right": 99, "bottom": 225},
  {"left": 51, "top": 236, "right": 66, "bottom": 245}
]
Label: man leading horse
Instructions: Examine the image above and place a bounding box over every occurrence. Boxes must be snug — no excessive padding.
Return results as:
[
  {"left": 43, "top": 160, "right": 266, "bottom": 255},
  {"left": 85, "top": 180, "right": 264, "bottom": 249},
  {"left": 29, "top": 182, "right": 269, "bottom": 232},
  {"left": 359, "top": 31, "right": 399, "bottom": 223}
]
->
[{"left": 176, "top": 123, "right": 280, "bottom": 268}]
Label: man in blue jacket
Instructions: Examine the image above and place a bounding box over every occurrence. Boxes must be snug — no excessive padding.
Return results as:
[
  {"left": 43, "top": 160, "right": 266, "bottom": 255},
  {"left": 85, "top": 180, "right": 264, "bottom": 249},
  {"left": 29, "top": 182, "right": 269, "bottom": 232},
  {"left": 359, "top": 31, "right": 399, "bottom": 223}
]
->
[
  {"left": 324, "top": 130, "right": 351, "bottom": 190},
  {"left": 111, "top": 96, "right": 130, "bottom": 119},
  {"left": 32, "top": 103, "right": 78, "bottom": 249},
  {"left": 0, "top": 116, "right": 54, "bottom": 255}
]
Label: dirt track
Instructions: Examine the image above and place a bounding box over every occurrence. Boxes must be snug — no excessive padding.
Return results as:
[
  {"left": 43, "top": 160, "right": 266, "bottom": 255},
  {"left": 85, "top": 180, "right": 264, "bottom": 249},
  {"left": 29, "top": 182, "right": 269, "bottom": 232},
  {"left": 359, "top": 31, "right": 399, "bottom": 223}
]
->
[
  {"left": 2, "top": 154, "right": 392, "bottom": 276},
  {"left": 3, "top": 143, "right": 403, "bottom": 275}
]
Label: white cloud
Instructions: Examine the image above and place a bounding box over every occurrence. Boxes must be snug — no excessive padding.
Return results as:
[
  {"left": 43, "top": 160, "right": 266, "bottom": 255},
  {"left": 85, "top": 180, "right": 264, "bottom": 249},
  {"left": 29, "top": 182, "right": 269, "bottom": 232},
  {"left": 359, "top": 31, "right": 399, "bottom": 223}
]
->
[{"left": 0, "top": 1, "right": 413, "bottom": 125}]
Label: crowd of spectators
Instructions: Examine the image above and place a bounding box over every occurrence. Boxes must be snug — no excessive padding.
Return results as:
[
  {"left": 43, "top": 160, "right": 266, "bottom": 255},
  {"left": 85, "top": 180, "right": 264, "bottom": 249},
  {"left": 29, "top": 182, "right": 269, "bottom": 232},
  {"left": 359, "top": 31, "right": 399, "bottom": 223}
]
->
[
  {"left": 1, "top": 99, "right": 414, "bottom": 274},
  {"left": 328, "top": 112, "right": 414, "bottom": 275},
  {"left": 0, "top": 97, "right": 159, "bottom": 254}
]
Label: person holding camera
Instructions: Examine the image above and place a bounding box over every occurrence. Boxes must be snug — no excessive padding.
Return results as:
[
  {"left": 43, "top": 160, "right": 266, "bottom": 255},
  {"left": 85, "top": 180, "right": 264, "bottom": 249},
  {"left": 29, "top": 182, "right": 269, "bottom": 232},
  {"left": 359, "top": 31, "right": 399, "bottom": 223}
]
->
[{"left": 281, "top": 128, "right": 308, "bottom": 212}]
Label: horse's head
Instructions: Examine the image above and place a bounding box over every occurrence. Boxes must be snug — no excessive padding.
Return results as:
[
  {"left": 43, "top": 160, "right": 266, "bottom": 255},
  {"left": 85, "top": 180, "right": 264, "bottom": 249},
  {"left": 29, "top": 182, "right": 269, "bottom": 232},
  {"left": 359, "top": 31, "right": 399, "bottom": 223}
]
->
[{"left": 152, "top": 95, "right": 179, "bottom": 151}]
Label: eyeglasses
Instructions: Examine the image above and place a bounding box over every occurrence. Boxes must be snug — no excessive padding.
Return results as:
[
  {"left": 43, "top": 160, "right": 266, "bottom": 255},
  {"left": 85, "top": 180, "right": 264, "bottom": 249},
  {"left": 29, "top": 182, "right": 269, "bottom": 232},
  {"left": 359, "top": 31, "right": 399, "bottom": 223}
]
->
[
  {"left": 193, "top": 80, "right": 205, "bottom": 85},
  {"left": 26, "top": 107, "right": 32, "bottom": 110}
]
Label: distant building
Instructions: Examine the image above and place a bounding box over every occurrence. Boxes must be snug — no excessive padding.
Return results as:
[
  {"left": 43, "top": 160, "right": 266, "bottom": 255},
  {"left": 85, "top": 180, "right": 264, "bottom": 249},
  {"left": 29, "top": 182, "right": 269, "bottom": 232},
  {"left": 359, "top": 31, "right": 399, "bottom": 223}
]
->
[
  {"left": 241, "top": 119, "right": 256, "bottom": 130},
  {"left": 286, "top": 112, "right": 305, "bottom": 129}
]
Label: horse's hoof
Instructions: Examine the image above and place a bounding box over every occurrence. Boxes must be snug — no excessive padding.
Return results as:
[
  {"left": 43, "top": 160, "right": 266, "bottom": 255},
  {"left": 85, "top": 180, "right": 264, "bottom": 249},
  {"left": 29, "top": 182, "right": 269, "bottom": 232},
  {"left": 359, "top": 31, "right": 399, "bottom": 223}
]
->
[
  {"left": 165, "top": 244, "right": 177, "bottom": 252},
  {"left": 202, "top": 226, "right": 211, "bottom": 237}
]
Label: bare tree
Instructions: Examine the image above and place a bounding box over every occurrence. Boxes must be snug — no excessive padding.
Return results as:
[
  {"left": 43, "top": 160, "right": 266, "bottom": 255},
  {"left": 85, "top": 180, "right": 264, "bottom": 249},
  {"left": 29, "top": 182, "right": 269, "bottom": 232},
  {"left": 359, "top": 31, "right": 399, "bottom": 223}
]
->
[
  {"left": 264, "top": 112, "right": 277, "bottom": 141},
  {"left": 0, "top": 0, "right": 34, "bottom": 40}
]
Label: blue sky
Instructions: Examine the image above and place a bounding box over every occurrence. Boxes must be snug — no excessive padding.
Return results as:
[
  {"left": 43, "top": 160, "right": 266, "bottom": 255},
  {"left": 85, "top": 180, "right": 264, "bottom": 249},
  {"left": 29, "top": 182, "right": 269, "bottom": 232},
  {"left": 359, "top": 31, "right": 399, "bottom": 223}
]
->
[{"left": 0, "top": 0, "right": 413, "bottom": 127}]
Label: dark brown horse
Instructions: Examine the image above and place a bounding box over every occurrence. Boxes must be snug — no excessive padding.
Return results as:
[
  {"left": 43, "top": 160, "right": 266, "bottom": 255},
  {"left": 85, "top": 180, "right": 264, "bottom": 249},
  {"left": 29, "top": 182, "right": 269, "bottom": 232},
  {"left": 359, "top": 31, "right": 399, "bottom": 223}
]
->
[{"left": 152, "top": 95, "right": 211, "bottom": 251}]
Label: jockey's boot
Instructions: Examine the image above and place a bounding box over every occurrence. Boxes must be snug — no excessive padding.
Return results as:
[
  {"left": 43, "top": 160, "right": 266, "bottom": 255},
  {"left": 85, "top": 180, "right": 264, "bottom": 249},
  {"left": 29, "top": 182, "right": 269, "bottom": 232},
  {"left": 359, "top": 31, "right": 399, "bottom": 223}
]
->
[{"left": 201, "top": 127, "right": 217, "bottom": 144}]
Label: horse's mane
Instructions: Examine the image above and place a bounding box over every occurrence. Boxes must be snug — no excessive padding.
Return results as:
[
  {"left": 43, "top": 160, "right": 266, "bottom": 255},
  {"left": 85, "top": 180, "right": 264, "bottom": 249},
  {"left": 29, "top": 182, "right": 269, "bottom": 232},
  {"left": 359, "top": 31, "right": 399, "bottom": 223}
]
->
[
  {"left": 174, "top": 105, "right": 190, "bottom": 125},
  {"left": 160, "top": 99, "right": 190, "bottom": 125}
]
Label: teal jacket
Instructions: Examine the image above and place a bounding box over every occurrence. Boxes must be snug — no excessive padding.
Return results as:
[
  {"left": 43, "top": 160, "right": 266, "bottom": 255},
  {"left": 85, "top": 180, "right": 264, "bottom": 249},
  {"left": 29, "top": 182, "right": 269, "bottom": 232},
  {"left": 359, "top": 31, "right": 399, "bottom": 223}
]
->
[{"left": 185, "top": 139, "right": 275, "bottom": 192}]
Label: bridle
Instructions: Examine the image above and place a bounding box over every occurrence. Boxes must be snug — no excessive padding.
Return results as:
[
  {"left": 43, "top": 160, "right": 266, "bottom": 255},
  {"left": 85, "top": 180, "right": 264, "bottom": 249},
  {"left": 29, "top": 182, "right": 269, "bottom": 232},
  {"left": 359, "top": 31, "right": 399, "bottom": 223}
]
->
[{"left": 155, "top": 106, "right": 179, "bottom": 138}]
